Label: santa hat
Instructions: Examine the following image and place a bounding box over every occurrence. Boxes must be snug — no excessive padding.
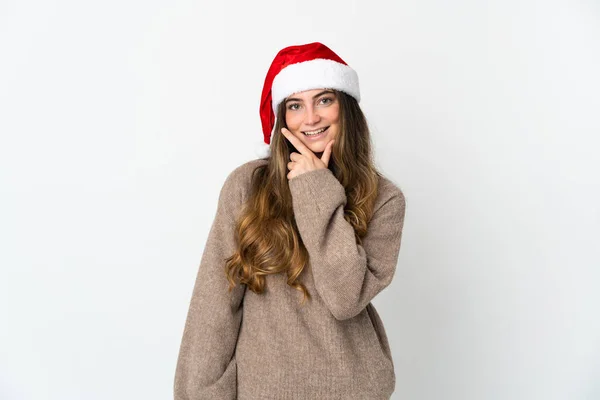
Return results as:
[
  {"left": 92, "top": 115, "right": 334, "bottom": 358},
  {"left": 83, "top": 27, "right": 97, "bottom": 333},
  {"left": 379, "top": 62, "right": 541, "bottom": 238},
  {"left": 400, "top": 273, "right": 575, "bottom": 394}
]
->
[{"left": 259, "top": 42, "right": 360, "bottom": 145}]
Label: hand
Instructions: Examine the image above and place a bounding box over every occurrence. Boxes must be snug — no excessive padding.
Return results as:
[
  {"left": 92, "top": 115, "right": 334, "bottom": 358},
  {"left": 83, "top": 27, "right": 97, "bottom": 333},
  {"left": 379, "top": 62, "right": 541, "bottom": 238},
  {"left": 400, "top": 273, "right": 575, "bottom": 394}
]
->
[{"left": 280, "top": 127, "right": 335, "bottom": 180}]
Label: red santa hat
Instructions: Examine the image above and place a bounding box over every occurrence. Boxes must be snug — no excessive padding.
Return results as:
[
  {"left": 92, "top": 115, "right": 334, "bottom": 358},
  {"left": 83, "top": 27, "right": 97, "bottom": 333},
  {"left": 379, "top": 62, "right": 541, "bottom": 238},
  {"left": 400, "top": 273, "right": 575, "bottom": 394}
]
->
[{"left": 259, "top": 42, "right": 361, "bottom": 145}]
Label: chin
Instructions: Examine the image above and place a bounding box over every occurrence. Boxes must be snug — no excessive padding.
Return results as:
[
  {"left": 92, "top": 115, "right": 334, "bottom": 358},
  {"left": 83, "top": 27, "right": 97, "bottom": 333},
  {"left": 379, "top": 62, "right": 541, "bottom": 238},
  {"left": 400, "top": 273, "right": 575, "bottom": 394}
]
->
[{"left": 305, "top": 142, "right": 327, "bottom": 151}]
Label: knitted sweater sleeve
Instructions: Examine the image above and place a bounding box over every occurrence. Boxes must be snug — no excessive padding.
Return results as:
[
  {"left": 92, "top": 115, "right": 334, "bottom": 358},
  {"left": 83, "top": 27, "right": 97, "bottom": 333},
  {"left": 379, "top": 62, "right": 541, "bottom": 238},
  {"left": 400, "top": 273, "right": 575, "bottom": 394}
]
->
[
  {"left": 288, "top": 168, "right": 406, "bottom": 321},
  {"left": 174, "top": 169, "right": 246, "bottom": 400}
]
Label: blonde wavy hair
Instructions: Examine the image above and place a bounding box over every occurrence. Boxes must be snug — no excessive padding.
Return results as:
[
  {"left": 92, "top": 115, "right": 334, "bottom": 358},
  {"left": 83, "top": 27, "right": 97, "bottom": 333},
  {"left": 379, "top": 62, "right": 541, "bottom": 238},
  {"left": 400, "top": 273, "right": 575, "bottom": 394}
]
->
[{"left": 225, "top": 89, "right": 383, "bottom": 304}]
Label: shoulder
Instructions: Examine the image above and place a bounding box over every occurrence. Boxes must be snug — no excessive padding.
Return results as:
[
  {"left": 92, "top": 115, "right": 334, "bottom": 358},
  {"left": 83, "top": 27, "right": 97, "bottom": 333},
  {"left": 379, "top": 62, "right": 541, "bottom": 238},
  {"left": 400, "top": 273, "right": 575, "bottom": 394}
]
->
[
  {"left": 223, "top": 158, "right": 268, "bottom": 189},
  {"left": 229, "top": 157, "right": 269, "bottom": 178},
  {"left": 376, "top": 173, "right": 407, "bottom": 213},
  {"left": 219, "top": 158, "right": 269, "bottom": 204}
]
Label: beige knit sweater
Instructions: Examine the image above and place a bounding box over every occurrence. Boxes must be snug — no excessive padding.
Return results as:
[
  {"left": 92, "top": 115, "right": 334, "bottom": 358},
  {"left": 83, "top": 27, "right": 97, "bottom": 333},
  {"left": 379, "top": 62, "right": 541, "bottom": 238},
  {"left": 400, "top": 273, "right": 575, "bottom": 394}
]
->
[{"left": 174, "top": 158, "right": 406, "bottom": 400}]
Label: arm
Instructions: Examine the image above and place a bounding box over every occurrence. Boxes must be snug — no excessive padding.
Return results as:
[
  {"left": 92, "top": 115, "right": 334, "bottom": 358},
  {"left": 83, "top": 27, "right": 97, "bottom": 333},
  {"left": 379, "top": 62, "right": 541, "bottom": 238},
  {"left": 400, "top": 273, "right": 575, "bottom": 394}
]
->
[
  {"left": 174, "top": 170, "right": 246, "bottom": 400},
  {"left": 289, "top": 168, "right": 406, "bottom": 321}
]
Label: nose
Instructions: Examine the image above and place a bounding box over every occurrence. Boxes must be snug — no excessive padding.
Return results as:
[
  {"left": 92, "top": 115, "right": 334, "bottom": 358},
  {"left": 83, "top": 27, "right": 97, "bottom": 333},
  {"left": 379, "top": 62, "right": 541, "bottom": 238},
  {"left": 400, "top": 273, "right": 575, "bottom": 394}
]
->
[{"left": 304, "top": 105, "right": 321, "bottom": 125}]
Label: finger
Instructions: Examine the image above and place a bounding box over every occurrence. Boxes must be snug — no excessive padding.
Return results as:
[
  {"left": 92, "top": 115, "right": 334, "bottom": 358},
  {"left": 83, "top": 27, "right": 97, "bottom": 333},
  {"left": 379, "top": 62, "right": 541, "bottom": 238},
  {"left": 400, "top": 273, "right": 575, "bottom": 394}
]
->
[
  {"left": 281, "top": 128, "right": 314, "bottom": 158},
  {"left": 321, "top": 140, "right": 334, "bottom": 167}
]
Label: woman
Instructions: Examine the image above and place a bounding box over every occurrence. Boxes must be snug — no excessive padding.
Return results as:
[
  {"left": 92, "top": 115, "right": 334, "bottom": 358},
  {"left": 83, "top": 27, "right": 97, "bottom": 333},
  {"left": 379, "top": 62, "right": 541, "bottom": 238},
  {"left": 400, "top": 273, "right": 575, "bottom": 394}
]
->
[{"left": 174, "top": 42, "right": 406, "bottom": 400}]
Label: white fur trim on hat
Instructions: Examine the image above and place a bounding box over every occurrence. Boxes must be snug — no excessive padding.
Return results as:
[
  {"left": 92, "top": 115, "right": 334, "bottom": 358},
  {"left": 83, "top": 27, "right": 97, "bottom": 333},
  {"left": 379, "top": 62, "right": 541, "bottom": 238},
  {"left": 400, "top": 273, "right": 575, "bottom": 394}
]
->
[{"left": 271, "top": 58, "right": 360, "bottom": 114}]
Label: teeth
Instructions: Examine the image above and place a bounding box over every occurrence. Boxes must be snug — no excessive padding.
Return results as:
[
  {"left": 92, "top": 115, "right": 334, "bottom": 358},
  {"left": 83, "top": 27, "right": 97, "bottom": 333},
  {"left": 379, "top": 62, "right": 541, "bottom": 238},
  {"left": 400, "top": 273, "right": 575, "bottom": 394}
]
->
[{"left": 303, "top": 127, "right": 326, "bottom": 136}]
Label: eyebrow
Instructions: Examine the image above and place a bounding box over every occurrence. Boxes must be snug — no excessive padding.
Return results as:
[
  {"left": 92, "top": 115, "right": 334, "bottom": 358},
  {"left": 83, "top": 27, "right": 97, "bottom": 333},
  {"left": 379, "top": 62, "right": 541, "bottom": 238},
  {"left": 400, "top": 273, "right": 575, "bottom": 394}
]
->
[{"left": 284, "top": 90, "right": 334, "bottom": 104}]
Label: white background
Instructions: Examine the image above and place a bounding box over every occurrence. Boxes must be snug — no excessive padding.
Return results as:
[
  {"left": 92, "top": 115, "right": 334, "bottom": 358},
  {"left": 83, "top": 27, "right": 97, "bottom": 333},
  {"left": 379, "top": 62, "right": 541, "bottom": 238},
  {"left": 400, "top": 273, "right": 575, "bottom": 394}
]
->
[{"left": 1, "top": 0, "right": 599, "bottom": 399}]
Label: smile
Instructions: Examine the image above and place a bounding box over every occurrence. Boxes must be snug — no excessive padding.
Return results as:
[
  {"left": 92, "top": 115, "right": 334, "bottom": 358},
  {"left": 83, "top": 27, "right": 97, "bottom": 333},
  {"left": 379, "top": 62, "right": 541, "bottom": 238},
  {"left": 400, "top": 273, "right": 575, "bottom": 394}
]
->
[{"left": 302, "top": 126, "right": 329, "bottom": 136}]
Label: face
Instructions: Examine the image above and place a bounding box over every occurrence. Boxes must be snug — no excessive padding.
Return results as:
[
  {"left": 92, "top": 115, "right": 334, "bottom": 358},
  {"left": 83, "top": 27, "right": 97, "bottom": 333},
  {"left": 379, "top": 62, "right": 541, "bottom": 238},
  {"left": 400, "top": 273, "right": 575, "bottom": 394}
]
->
[{"left": 283, "top": 88, "right": 340, "bottom": 155}]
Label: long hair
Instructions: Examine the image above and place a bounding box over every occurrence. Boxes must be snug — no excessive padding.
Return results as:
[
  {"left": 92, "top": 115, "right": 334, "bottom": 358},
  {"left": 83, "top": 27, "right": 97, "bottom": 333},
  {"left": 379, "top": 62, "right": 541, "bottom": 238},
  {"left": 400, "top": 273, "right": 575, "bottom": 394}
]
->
[{"left": 225, "top": 89, "right": 382, "bottom": 304}]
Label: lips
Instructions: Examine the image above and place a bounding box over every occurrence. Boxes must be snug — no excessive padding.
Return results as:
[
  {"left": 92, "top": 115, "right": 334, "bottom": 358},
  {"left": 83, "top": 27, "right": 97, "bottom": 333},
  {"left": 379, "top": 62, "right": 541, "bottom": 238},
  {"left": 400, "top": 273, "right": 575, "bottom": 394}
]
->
[{"left": 302, "top": 126, "right": 329, "bottom": 135}]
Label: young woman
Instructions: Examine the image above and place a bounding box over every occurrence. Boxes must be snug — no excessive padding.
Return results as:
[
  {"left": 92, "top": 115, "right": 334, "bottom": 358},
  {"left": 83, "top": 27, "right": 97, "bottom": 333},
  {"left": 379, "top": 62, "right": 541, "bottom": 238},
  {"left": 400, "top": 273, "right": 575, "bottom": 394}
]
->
[{"left": 174, "top": 42, "right": 406, "bottom": 400}]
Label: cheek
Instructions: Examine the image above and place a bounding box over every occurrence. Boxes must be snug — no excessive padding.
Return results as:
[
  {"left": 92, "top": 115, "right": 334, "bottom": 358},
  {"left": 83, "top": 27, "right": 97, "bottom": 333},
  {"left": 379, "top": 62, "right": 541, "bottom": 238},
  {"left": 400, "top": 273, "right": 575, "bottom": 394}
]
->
[
  {"left": 326, "top": 105, "right": 340, "bottom": 123},
  {"left": 284, "top": 112, "right": 301, "bottom": 130}
]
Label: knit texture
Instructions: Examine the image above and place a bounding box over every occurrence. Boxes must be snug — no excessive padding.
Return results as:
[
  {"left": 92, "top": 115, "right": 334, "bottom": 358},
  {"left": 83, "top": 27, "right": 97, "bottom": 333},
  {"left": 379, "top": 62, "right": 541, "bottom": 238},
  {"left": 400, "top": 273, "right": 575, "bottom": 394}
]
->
[{"left": 174, "top": 158, "right": 406, "bottom": 400}]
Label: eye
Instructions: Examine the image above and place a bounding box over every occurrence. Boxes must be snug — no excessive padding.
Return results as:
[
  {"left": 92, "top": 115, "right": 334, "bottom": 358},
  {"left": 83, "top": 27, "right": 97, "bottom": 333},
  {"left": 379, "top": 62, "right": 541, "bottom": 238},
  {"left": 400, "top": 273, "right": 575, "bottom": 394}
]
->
[
  {"left": 287, "top": 103, "right": 300, "bottom": 111},
  {"left": 319, "top": 97, "right": 333, "bottom": 105}
]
